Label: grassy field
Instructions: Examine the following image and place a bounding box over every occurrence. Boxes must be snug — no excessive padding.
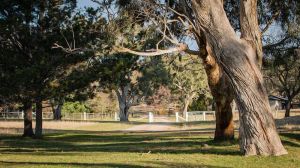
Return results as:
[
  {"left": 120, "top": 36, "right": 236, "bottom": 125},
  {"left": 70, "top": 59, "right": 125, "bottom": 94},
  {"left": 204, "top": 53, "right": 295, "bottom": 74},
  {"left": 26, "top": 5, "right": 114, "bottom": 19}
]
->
[{"left": 0, "top": 120, "right": 299, "bottom": 168}]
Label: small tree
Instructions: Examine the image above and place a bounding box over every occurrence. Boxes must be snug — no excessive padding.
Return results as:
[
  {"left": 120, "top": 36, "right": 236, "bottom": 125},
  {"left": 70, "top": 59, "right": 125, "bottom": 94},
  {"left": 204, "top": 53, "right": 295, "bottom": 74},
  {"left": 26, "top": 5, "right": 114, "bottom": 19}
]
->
[
  {"left": 169, "top": 55, "right": 210, "bottom": 116},
  {"left": 98, "top": 55, "right": 169, "bottom": 121}
]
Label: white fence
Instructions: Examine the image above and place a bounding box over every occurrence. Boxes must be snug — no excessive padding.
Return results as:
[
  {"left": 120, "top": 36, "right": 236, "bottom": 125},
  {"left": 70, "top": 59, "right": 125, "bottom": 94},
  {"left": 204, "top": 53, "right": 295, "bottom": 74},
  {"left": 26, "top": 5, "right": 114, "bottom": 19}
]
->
[
  {"left": 175, "top": 111, "right": 216, "bottom": 122},
  {"left": 0, "top": 111, "right": 115, "bottom": 121}
]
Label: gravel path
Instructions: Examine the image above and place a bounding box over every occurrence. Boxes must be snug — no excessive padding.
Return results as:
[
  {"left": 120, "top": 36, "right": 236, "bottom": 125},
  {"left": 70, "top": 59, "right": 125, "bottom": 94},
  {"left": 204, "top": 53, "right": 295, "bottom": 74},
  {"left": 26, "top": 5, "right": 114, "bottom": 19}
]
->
[{"left": 124, "top": 117, "right": 178, "bottom": 132}]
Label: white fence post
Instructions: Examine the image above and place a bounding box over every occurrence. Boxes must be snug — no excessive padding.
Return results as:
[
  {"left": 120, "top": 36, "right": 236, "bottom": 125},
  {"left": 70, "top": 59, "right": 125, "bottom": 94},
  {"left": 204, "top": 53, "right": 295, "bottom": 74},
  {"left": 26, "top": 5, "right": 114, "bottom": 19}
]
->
[
  {"left": 21, "top": 111, "right": 24, "bottom": 119},
  {"left": 115, "top": 112, "right": 119, "bottom": 121},
  {"left": 203, "top": 112, "right": 206, "bottom": 121},
  {"left": 175, "top": 112, "right": 179, "bottom": 122},
  {"left": 149, "top": 112, "right": 154, "bottom": 123},
  {"left": 185, "top": 112, "right": 189, "bottom": 122},
  {"left": 84, "top": 112, "right": 87, "bottom": 120}
]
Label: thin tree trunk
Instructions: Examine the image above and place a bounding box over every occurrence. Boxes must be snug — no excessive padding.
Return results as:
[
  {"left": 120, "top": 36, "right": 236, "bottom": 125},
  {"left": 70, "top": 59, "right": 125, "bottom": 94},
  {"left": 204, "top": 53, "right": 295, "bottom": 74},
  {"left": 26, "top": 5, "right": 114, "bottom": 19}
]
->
[
  {"left": 285, "top": 100, "right": 291, "bottom": 117},
  {"left": 192, "top": 0, "right": 287, "bottom": 156},
  {"left": 22, "top": 101, "right": 34, "bottom": 137},
  {"left": 54, "top": 104, "right": 62, "bottom": 120},
  {"left": 182, "top": 98, "right": 190, "bottom": 117},
  {"left": 35, "top": 99, "right": 43, "bottom": 138}
]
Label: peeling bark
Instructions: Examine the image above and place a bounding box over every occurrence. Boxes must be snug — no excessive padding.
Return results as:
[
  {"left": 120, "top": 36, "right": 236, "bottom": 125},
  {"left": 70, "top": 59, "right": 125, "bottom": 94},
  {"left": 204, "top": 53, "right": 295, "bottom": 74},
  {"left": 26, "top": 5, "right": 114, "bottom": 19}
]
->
[
  {"left": 199, "top": 50, "right": 235, "bottom": 141},
  {"left": 205, "top": 55, "right": 234, "bottom": 141},
  {"left": 192, "top": 0, "right": 287, "bottom": 156}
]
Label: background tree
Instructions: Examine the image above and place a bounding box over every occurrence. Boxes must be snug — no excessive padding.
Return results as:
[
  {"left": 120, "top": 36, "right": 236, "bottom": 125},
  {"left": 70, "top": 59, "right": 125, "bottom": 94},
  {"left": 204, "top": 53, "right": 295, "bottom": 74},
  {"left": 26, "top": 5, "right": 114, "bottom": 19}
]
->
[
  {"left": 0, "top": 0, "right": 107, "bottom": 137},
  {"left": 265, "top": 49, "right": 300, "bottom": 117},
  {"left": 169, "top": 55, "right": 210, "bottom": 116},
  {"left": 98, "top": 54, "right": 169, "bottom": 121}
]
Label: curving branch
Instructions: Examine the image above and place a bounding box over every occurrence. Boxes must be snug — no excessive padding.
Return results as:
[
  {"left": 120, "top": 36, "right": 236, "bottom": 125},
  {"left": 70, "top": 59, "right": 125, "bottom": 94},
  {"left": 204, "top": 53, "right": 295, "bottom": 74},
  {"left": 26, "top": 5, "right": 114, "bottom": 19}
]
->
[{"left": 114, "top": 43, "right": 200, "bottom": 57}]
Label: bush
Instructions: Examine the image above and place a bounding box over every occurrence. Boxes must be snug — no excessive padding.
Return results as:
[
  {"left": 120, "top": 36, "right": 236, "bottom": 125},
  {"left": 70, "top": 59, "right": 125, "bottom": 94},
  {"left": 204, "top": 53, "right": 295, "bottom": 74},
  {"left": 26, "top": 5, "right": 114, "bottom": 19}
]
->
[
  {"left": 189, "top": 94, "right": 212, "bottom": 111},
  {"left": 62, "top": 101, "right": 91, "bottom": 113}
]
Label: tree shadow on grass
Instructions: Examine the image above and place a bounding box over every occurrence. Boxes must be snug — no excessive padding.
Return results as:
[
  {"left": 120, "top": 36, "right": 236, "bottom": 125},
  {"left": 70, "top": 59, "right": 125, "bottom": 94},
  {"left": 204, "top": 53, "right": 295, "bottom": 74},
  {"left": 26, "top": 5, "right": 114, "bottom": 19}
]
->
[
  {"left": 280, "top": 132, "right": 300, "bottom": 141},
  {"left": 1, "top": 131, "right": 298, "bottom": 157},
  {"left": 0, "top": 160, "right": 230, "bottom": 168},
  {"left": 0, "top": 161, "right": 145, "bottom": 168},
  {"left": 0, "top": 132, "right": 240, "bottom": 156},
  {"left": 145, "top": 161, "right": 230, "bottom": 168}
]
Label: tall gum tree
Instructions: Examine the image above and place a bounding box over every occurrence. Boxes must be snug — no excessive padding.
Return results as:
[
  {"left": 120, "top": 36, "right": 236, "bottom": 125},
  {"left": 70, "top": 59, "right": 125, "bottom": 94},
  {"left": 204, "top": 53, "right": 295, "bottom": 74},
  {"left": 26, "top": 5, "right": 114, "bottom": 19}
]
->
[{"left": 191, "top": 0, "right": 287, "bottom": 156}]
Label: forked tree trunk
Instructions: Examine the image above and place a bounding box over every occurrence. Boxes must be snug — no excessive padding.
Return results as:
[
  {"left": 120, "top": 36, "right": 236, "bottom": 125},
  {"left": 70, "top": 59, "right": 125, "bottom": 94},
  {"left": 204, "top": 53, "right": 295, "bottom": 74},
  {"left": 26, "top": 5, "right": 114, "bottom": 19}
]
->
[
  {"left": 22, "top": 101, "right": 34, "bottom": 137},
  {"left": 119, "top": 102, "right": 129, "bottom": 122},
  {"left": 116, "top": 87, "right": 131, "bottom": 122},
  {"left": 183, "top": 94, "right": 195, "bottom": 117},
  {"left": 191, "top": 0, "right": 287, "bottom": 156},
  {"left": 35, "top": 99, "right": 43, "bottom": 138}
]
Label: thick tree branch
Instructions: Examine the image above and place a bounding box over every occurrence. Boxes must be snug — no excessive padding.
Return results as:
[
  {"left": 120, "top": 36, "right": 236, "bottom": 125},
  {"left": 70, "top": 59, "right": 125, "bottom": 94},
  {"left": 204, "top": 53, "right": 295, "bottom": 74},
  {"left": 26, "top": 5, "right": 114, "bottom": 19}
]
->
[{"left": 114, "top": 43, "right": 200, "bottom": 56}]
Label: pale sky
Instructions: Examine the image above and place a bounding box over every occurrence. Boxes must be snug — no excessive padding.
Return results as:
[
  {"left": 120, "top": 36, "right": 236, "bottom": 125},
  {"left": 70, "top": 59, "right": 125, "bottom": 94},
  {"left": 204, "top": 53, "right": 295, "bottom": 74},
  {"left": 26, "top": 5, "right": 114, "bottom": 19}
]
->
[{"left": 77, "top": 0, "right": 97, "bottom": 9}]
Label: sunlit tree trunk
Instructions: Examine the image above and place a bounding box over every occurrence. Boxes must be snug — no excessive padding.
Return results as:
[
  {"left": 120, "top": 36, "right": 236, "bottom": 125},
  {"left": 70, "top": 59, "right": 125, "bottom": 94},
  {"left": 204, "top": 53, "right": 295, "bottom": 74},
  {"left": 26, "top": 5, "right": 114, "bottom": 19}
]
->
[
  {"left": 191, "top": 0, "right": 287, "bottom": 156},
  {"left": 182, "top": 93, "right": 196, "bottom": 117},
  {"left": 182, "top": 98, "right": 189, "bottom": 117},
  {"left": 199, "top": 50, "right": 235, "bottom": 141},
  {"left": 22, "top": 101, "right": 34, "bottom": 137}
]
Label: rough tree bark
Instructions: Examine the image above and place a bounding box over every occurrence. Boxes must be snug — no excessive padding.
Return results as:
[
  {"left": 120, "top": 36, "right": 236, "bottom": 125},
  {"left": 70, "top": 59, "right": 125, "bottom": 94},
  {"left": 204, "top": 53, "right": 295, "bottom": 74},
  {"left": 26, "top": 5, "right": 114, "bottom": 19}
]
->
[
  {"left": 35, "top": 99, "right": 43, "bottom": 138},
  {"left": 115, "top": 86, "right": 131, "bottom": 122},
  {"left": 204, "top": 55, "right": 235, "bottom": 140},
  {"left": 191, "top": 0, "right": 287, "bottom": 156},
  {"left": 22, "top": 101, "right": 34, "bottom": 137},
  {"left": 198, "top": 41, "right": 235, "bottom": 141}
]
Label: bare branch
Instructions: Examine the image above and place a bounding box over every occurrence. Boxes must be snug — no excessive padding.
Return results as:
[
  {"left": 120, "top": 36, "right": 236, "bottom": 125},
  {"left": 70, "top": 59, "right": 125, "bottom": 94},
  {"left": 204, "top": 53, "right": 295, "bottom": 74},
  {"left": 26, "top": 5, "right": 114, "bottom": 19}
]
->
[
  {"left": 262, "top": 10, "right": 281, "bottom": 34},
  {"left": 113, "top": 43, "right": 199, "bottom": 57}
]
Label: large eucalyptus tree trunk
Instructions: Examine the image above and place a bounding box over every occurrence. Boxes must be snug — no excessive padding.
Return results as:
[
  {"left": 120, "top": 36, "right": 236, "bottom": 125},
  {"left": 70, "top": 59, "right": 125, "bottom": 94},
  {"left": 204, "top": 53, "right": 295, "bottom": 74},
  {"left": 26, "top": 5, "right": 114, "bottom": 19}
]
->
[
  {"left": 191, "top": 0, "right": 287, "bottom": 156},
  {"left": 22, "top": 101, "right": 34, "bottom": 137},
  {"left": 205, "top": 57, "right": 235, "bottom": 140},
  {"left": 199, "top": 47, "right": 235, "bottom": 141}
]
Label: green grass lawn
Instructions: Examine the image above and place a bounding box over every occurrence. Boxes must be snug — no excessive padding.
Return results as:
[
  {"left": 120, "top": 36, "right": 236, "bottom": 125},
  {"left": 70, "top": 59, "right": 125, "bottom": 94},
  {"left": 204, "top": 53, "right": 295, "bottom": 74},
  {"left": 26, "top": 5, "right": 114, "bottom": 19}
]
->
[{"left": 0, "top": 130, "right": 299, "bottom": 168}]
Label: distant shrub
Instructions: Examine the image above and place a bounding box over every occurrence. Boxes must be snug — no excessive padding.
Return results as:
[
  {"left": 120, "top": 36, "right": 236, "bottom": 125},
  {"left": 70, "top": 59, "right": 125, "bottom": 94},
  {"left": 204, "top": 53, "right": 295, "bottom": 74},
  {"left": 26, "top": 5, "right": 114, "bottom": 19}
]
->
[
  {"left": 62, "top": 101, "right": 91, "bottom": 113},
  {"left": 189, "top": 95, "right": 212, "bottom": 111}
]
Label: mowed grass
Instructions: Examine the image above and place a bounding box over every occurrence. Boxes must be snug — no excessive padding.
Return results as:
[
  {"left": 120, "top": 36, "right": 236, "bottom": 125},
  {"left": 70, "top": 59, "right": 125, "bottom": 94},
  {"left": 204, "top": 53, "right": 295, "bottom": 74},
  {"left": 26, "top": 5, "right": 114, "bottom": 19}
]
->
[{"left": 0, "top": 128, "right": 299, "bottom": 168}]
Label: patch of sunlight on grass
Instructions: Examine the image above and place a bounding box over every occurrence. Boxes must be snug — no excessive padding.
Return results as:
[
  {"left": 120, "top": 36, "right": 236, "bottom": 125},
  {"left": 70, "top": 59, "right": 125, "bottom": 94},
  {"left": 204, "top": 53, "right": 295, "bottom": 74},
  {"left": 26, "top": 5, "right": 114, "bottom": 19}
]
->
[{"left": 0, "top": 131, "right": 299, "bottom": 168}]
